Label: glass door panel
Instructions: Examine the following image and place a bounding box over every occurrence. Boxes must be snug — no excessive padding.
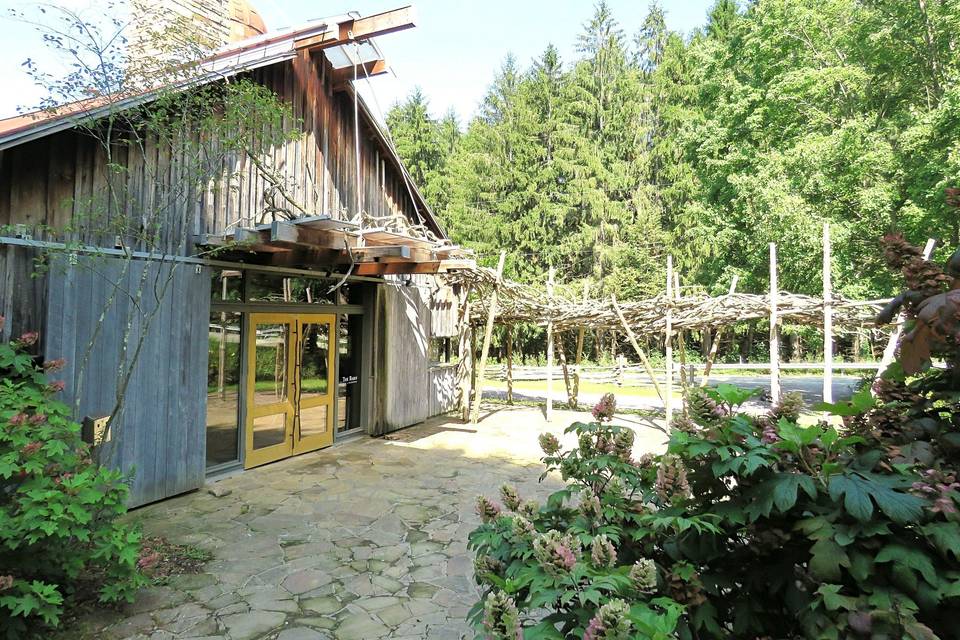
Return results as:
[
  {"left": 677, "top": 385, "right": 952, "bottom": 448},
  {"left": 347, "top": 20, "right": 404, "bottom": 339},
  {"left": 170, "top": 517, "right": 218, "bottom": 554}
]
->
[
  {"left": 293, "top": 315, "right": 335, "bottom": 454},
  {"left": 245, "top": 314, "right": 296, "bottom": 468}
]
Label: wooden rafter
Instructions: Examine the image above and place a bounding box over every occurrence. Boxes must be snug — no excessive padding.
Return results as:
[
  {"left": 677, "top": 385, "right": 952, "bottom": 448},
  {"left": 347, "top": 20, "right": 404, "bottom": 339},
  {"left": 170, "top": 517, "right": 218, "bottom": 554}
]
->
[{"left": 294, "top": 6, "right": 416, "bottom": 51}]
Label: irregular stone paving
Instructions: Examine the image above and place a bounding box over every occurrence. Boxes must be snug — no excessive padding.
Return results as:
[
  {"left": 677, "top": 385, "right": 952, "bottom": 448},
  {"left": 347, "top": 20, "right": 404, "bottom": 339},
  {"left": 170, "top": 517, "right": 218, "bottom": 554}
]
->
[{"left": 69, "top": 405, "right": 667, "bottom": 640}]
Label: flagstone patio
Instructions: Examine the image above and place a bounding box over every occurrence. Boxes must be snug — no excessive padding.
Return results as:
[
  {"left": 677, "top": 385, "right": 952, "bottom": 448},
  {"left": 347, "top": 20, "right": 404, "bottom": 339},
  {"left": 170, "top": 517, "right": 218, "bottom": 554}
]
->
[{"left": 70, "top": 404, "right": 668, "bottom": 640}]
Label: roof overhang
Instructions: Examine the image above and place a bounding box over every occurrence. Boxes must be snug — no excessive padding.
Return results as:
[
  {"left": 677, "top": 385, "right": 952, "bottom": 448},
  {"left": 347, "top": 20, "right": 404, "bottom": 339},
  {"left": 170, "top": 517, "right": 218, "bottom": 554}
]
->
[
  {"left": 195, "top": 215, "right": 473, "bottom": 276},
  {"left": 0, "top": 6, "right": 416, "bottom": 151}
]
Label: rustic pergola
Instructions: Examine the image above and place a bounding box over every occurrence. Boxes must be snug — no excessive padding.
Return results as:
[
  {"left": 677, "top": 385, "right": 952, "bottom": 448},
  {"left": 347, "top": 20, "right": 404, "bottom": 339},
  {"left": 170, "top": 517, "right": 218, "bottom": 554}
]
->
[{"left": 445, "top": 226, "right": 917, "bottom": 426}]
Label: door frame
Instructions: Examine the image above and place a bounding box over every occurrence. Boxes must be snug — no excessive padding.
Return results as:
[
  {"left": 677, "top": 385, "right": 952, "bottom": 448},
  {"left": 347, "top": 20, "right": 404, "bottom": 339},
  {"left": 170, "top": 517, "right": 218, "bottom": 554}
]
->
[
  {"left": 243, "top": 312, "right": 336, "bottom": 468},
  {"left": 291, "top": 313, "right": 336, "bottom": 456}
]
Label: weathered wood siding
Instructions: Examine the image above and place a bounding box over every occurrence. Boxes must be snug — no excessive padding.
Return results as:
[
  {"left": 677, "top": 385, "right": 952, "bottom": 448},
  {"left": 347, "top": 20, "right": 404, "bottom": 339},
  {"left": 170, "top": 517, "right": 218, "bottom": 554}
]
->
[
  {"left": 0, "top": 245, "right": 47, "bottom": 343},
  {"left": 379, "top": 277, "right": 430, "bottom": 432},
  {"left": 430, "top": 284, "right": 459, "bottom": 338},
  {"left": 44, "top": 255, "right": 210, "bottom": 507},
  {"left": 0, "top": 50, "right": 431, "bottom": 251},
  {"left": 377, "top": 276, "right": 460, "bottom": 433},
  {"left": 428, "top": 366, "right": 458, "bottom": 416}
]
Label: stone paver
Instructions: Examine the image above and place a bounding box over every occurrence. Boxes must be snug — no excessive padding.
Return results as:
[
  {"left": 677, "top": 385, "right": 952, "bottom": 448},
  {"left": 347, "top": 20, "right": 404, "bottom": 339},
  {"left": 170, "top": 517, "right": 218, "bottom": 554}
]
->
[{"left": 68, "top": 404, "right": 667, "bottom": 639}]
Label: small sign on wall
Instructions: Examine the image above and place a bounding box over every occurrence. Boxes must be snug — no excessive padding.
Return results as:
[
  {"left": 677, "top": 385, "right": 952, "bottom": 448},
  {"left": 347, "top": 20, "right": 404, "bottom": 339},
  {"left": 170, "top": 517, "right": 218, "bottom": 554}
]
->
[{"left": 82, "top": 415, "right": 111, "bottom": 446}]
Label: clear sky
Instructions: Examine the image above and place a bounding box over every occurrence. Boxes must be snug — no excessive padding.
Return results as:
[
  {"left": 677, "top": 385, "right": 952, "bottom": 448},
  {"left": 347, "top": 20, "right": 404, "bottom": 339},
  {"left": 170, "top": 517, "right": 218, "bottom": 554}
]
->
[{"left": 0, "top": 0, "right": 717, "bottom": 124}]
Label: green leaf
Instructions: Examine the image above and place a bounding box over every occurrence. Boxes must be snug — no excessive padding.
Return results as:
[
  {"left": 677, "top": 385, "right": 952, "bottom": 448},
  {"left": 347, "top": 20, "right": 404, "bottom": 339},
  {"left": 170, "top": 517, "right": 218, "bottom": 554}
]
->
[
  {"left": 708, "top": 383, "right": 759, "bottom": 407},
  {"left": 922, "top": 522, "right": 960, "bottom": 561},
  {"left": 828, "top": 472, "right": 925, "bottom": 524},
  {"left": 875, "top": 544, "right": 939, "bottom": 586},
  {"left": 746, "top": 472, "right": 817, "bottom": 520},
  {"left": 817, "top": 584, "right": 858, "bottom": 611},
  {"left": 814, "top": 387, "right": 875, "bottom": 416},
  {"left": 809, "top": 538, "right": 850, "bottom": 581},
  {"left": 771, "top": 473, "right": 817, "bottom": 512}
]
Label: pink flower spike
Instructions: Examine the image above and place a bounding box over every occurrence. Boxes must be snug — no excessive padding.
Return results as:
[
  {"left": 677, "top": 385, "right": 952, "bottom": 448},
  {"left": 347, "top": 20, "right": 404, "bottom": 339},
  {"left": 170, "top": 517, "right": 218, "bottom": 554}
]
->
[
  {"left": 43, "top": 358, "right": 66, "bottom": 372},
  {"left": 16, "top": 331, "right": 39, "bottom": 346}
]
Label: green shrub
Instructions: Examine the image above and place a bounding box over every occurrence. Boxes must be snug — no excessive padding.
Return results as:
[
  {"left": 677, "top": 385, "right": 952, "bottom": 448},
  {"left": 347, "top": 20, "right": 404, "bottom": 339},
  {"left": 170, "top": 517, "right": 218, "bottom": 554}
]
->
[
  {"left": 468, "top": 236, "right": 960, "bottom": 639},
  {"left": 0, "top": 325, "right": 145, "bottom": 637}
]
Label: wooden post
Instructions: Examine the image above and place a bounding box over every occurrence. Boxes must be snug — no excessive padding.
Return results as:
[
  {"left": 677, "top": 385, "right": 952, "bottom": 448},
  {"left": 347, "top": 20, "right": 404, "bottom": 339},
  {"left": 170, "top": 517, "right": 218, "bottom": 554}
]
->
[
  {"left": 674, "top": 273, "right": 689, "bottom": 400},
  {"left": 456, "top": 286, "right": 473, "bottom": 421},
  {"left": 546, "top": 267, "right": 555, "bottom": 421},
  {"left": 822, "top": 222, "right": 833, "bottom": 404},
  {"left": 465, "top": 326, "right": 477, "bottom": 421},
  {"left": 701, "top": 275, "right": 739, "bottom": 387},
  {"left": 611, "top": 295, "right": 664, "bottom": 403},
  {"left": 505, "top": 325, "right": 514, "bottom": 405},
  {"left": 876, "top": 238, "right": 937, "bottom": 379},
  {"left": 769, "top": 243, "right": 781, "bottom": 404},
  {"left": 665, "top": 255, "right": 674, "bottom": 425},
  {"left": 558, "top": 333, "right": 575, "bottom": 407},
  {"left": 572, "top": 282, "right": 589, "bottom": 407},
  {"left": 471, "top": 251, "right": 506, "bottom": 424}
]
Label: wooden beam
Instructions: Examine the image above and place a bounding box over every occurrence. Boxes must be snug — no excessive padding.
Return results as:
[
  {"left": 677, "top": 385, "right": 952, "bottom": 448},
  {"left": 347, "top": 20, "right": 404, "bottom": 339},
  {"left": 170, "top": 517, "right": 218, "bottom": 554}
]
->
[
  {"left": 674, "top": 273, "right": 690, "bottom": 411},
  {"left": 572, "top": 282, "right": 589, "bottom": 407},
  {"left": 557, "top": 331, "right": 574, "bottom": 408},
  {"left": 665, "top": 256, "right": 674, "bottom": 425},
  {"left": 471, "top": 251, "right": 506, "bottom": 424},
  {"left": 701, "top": 275, "right": 739, "bottom": 387},
  {"left": 331, "top": 59, "right": 389, "bottom": 87},
  {"left": 361, "top": 227, "right": 437, "bottom": 250},
  {"left": 338, "top": 5, "right": 416, "bottom": 41},
  {"left": 294, "top": 6, "right": 416, "bottom": 51},
  {"left": 233, "top": 227, "right": 290, "bottom": 253},
  {"left": 351, "top": 245, "right": 411, "bottom": 260},
  {"left": 271, "top": 221, "right": 357, "bottom": 250},
  {"left": 352, "top": 261, "right": 441, "bottom": 276},
  {"left": 291, "top": 215, "right": 361, "bottom": 232},
  {"left": 437, "top": 259, "right": 477, "bottom": 272},
  {"left": 457, "top": 286, "right": 473, "bottom": 420},
  {"left": 611, "top": 295, "right": 665, "bottom": 404},
  {"left": 770, "top": 243, "right": 781, "bottom": 404},
  {"left": 823, "top": 222, "right": 833, "bottom": 405},
  {"left": 506, "top": 325, "right": 514, "bottom": 405},
  {"left": 546, "top": 266, "right": 555, "bottom": 422}
]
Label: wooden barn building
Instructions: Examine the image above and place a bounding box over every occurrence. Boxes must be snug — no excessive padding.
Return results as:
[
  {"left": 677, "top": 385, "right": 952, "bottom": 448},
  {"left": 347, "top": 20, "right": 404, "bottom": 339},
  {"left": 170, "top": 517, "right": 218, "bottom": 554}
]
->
[{"left": 0, "top": 4, "right": 472, "bottom": 506}]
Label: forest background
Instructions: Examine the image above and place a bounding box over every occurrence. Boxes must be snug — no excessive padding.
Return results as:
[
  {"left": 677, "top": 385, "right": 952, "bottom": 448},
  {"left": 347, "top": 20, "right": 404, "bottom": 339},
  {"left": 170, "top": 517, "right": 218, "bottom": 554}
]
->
[{"left": 385, "top": 0, "right": 960, "bottom": 363}]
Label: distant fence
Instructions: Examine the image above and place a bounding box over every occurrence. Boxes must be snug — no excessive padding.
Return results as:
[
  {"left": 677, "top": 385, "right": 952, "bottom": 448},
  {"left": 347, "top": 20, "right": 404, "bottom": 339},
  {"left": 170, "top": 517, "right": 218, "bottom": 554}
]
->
[{"left": 484, "top": 362, "right": 879, "bottom": 387}]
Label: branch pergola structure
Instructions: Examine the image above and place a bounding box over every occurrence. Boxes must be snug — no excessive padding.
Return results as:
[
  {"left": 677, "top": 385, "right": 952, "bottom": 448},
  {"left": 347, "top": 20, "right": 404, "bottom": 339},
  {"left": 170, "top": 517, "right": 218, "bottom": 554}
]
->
[
  {"left": 448, "top": 265, "right": 884, "bottom": 334},
  {"left": 446, "top": 250, "right": 892, "bottom": 423}
]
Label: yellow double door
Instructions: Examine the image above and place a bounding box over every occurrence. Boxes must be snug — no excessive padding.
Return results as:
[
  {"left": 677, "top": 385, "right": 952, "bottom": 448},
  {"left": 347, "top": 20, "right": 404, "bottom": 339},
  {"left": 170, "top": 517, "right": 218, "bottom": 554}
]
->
[{"left": 245, "top": 313, "right": 336, "bottom": 468}]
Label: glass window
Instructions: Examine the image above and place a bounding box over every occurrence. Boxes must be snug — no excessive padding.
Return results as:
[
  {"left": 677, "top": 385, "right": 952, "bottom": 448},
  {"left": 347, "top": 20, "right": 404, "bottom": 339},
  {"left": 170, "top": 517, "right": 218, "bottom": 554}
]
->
[
  {"left": 211, "top": 269, "right": 243, "bottom": 303},
  {"left": 207, "top": 312, "right": 242, "bottom": 467},
  {"left": 246, "top": 272, "right": 334, "bottom": 304}
]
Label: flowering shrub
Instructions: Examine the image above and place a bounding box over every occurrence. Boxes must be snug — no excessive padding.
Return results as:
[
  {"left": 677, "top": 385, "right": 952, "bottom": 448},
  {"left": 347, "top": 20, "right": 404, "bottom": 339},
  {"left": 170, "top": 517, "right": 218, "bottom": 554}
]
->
[
  {"left": 0, "top": 324, "right": 145, "bottom": 636},
  {"left": 468, "top": 237, "right": 960, "bottom": 639}
]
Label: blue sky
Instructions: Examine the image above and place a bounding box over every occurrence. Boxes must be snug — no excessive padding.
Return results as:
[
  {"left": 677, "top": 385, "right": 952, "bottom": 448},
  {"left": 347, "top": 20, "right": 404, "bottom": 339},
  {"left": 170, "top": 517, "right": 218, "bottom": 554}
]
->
[{"left": 0, "top": 1, "right": 716, "bottom": 123}]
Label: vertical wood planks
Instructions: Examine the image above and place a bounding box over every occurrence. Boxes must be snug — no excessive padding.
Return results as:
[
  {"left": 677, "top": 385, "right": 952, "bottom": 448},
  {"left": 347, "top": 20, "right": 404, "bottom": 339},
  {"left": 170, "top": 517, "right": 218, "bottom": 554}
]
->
[{"left": 43, "top": 255, "right": 209, "bottom": 507}]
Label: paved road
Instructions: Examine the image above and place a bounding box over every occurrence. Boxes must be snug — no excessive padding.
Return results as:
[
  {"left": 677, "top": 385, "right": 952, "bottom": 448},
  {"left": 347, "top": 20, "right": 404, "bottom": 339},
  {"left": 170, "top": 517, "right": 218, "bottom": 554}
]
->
[{"left": 483, "top": 375, "right": 861, "bottom": 412}]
